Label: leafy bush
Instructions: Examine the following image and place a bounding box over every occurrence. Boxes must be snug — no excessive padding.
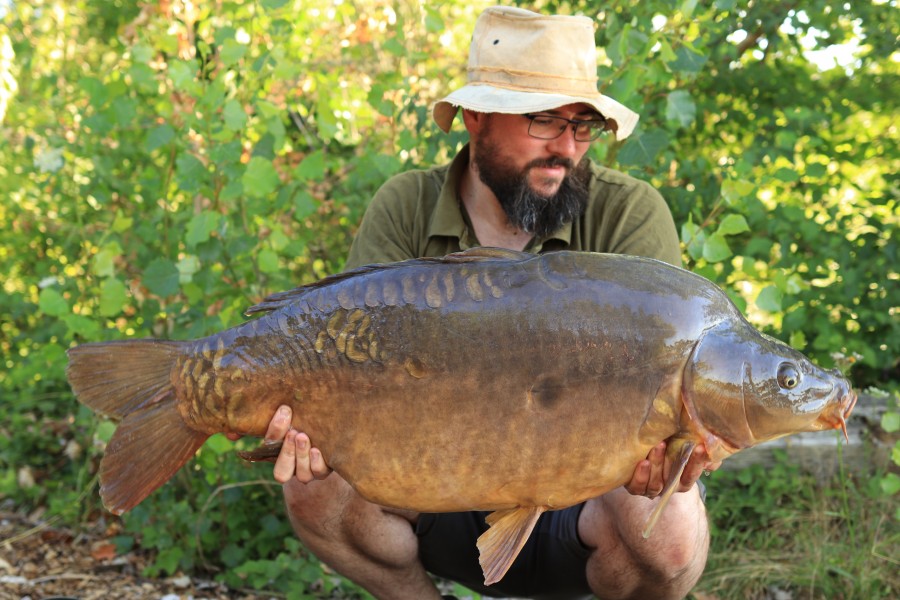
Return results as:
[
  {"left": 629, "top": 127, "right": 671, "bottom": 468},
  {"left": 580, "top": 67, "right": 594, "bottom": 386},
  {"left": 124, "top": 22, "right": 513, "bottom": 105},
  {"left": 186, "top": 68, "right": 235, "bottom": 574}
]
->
[{"left": 1, "top": 0, "right": 897, "bottom": 597}]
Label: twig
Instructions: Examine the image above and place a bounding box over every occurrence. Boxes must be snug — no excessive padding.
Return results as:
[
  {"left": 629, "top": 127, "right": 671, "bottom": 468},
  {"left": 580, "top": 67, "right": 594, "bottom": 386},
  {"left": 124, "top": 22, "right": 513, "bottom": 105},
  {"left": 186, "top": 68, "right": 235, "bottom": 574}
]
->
[
  {"left": 32, "top": 572, "right": 101, "bottom": 584},
  {"left": 195, "top": 479, "right": 284, "bottom": 570},
  {"left": 0, "top": 515, "right": 62, "bottom": 546}
]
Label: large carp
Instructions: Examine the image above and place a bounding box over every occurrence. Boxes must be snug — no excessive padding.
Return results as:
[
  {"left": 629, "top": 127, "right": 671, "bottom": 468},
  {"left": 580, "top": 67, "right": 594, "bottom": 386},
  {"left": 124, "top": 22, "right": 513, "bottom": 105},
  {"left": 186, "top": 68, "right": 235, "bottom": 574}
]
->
[{"left": 67, "top": 248, "right": 856, "bottom": 585}]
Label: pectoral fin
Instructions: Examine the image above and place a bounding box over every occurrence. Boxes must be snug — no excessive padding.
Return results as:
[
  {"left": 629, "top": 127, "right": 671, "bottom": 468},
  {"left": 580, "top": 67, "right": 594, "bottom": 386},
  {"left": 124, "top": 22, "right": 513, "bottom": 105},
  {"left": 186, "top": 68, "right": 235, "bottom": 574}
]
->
[
  {"left": 477, "top": 506, "right": 545, "bottom": 586},
  {"left": 236, "top": 439, "right": 283, "bottom": 463},
  {"left": 642, "top": 439, "right": 697, "bottom": 539}
]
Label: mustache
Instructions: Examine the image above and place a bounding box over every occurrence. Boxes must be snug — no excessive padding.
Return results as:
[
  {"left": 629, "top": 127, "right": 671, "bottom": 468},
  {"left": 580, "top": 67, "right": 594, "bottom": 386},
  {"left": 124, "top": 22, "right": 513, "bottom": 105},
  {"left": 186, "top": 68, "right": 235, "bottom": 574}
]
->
[{"left": 526, "top": 156, "right": 576, "bottom": 171}]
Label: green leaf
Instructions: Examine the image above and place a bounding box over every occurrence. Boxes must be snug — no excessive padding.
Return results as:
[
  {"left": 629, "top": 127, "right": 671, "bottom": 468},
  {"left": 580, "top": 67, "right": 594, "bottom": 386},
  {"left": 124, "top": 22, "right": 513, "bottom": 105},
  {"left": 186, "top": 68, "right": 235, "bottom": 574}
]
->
[
  {"left": 294, "top": 150, "right": 325, "bottom": 181},
  {"left": 667, "top": 46, "right": 708, "bottom": 73},
  {"left": 666, "top": 90, "right": 696, "bottom": 127},
  {"left": 880, "top": 472, "right": 900, "bottom": 496},
  {"left": 64, "top": 314, "right": 101, "bottom": 339},
  {"left": 112, "top": 212, "right": 134, "bottom": 233},
  {"left": 39, "top": 288, "right": 69, "bottom": 317},
  {"left": 92, "top": 243, "right": 122, "bottom": 278},
  {"left": 261, "top": 0, "right": 290, "bottom": 9},
  {"left": 243, "top": 157, "right": 280, "bottom": 198},
  {"left": 756, "top": 285, "right": 784, "bottom": 312},
  {"left": 145, "top": 124, "right": 175, "bottom": 153},
  {"left": 205, "top": 433, "right": 234, "bottom": 455},
  {"left": 78, "top": 77, "right": 108, "bottom": 106},
  {"left": 176, "top": 255, "right": 201, "bottom": 283},
  {"left": 99, "top": 277, "right": 128, "bottom": 317},
  {"left": 96, "top": 420, "right": 117, "bottom": 443},
  {"left": 111, "top": 96, "right": 137, "bottom": 127},
  {"left": 186, "top": 211, "right": 221, "bottom": 248},
  {"left": 774, "top": 167, "right": 800, "bottom": 183},
  {"left": 168, "top": 60, "right": 200, "bottom": 92},
  {"left": 424, "top": 7, "right": 444, "bottom": 33},
  {"left": 702, "top": 233, "right": 732, "bottom": 262},
  {"left": 617, "top": 130, "right": 669, "bottom": 166},
  {"left": 721, "top": 178, "right": 755, "bottom": 206},
  {"left": 294, "top": 190, "right": 318, "bottom": 219},
  {"left": 220, "top": 39, "right": 247, "bottom": 67},
  {"left": 382, "top": 37, "right": 405, "bottom": 57},
  {"left": 143, "top": 259, "right": 180, "bottom": 297},
  {"left": 882, "top": 412, "right": 900, "bottom": 434},
  {"left": 258, "top": 249, "right": 280, "bottom": 274},
  {"left": 716, "top": 214, "right": 750, "bottom": 236},
  {"left": 176, "top": 153, "right": 207, "bottom": 193},
  {"left": 223, "top": 99, "right": 247, "bottom": 131}
]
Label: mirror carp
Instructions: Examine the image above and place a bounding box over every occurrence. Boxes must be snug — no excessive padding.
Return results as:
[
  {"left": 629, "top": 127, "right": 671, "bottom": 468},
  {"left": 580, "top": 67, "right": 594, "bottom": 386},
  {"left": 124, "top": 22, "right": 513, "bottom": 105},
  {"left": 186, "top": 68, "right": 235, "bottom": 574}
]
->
[{"left": 66, "top": 248, "right": 857, "bottom": 585}]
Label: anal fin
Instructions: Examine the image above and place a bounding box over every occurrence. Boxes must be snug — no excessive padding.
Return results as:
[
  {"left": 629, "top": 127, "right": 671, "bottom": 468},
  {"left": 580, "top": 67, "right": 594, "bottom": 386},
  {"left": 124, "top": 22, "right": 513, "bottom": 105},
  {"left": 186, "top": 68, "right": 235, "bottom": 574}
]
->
[
  {"left": 477, "top": 506, "right": 545, "bottom": 585},
  {"left": 642, "top": 438, "right": 696, "bottom": 538}
]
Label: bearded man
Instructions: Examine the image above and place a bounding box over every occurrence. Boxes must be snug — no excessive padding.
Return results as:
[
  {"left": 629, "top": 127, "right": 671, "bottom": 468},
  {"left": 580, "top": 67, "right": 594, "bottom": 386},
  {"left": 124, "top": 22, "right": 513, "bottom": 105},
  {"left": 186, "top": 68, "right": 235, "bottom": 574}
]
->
[{"left": 253, "top": 6, "right": 713, "bottom": 600}]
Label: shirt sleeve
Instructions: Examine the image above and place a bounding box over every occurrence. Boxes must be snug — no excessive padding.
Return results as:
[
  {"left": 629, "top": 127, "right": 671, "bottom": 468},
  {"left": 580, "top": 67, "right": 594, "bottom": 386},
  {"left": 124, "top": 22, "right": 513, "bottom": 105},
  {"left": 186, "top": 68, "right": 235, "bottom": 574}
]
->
[
  {"left": 345, "top": 175, "right": 421, "bottom": 270},
  {"left": 586, "top": 172, "right": 682, "bottom": 267}
]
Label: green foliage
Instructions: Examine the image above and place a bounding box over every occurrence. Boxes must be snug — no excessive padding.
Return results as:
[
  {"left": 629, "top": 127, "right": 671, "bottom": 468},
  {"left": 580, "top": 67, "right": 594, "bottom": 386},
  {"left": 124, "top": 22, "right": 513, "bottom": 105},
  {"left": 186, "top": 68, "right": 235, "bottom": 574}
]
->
[
  {"left": 698, "top": 451, "right": 899, "bottom": 599},
  {"left": 1, "top": 0, "right": 897, "bottom": 597}
]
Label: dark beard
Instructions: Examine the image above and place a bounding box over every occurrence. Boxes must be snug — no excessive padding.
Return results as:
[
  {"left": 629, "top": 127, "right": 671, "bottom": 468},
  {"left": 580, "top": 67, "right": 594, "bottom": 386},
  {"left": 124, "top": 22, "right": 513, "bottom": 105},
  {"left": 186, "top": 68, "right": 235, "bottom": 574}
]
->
[{"left": 473, "top": 142, "right": 590, "bottom": 239}]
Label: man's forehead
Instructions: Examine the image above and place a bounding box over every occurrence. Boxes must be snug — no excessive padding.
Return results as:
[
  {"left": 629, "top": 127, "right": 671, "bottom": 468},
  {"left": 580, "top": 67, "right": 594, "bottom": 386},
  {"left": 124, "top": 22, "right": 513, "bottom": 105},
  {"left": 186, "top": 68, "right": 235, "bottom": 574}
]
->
[{"left": 542, "top": 103, "right": 602, "bottom": 118}]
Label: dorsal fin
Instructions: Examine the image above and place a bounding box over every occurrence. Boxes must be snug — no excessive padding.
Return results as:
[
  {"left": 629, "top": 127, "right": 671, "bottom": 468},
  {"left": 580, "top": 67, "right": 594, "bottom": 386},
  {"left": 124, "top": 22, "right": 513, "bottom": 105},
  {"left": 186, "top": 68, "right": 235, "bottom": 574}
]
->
[{"left": 245, "top": 247, "right": 531, "bottom": 315}]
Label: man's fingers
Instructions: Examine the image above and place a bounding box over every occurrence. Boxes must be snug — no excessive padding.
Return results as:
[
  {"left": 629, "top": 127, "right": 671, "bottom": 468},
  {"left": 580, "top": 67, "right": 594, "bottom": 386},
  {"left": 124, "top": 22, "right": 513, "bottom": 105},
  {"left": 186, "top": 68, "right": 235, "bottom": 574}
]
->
[
  {"left": 265, "top": 405, "right": 293, "bottom": 443},
  {"left": 646, "top": 442, "right": 665, "bottom": 496},
  {"left": 272, "top": 430, "right": 299, "bottom": 483},
  {"left": 624, "top": 459, "right": 651, "bottom": 496},
  {"left": 308, "top": 448, "right": 333, "bottom": 479}
]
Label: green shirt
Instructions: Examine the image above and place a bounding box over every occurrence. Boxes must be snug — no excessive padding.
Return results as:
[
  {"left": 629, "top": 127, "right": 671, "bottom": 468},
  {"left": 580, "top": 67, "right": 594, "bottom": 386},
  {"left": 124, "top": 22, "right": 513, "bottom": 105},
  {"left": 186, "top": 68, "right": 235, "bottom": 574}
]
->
[{"left": 346, "top": 144, "right": 680, "bottom": 270}]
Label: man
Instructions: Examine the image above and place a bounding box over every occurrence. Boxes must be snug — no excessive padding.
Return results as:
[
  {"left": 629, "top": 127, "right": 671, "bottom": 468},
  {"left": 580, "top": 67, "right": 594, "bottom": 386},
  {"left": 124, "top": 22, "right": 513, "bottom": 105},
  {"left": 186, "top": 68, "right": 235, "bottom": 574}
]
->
[{"left": 257, "top": 7, "right": 714, "bottom": 600}]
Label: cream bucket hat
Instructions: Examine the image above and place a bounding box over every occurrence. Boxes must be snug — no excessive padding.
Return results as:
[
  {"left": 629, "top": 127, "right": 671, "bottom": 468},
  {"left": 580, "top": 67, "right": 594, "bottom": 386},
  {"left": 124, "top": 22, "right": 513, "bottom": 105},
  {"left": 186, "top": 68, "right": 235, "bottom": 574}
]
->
[{"left": 433, "top": 6, "right": 639, "bottom": 141}]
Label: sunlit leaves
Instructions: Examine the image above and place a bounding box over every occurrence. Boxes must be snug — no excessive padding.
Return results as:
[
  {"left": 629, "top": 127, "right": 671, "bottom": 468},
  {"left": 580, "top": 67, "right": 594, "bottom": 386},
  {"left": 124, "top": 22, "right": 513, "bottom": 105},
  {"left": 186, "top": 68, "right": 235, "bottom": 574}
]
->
[
  {"left": 618, "top": 129, "right": 669, "bottom": 166},
  {"left": 756, "top": 285, "right": 784, "bottom": 312},
  {"left": 38, "top": 288, "right": 68, "bottom": 317},
  {"left": 243, "top": 157, "right": 279, "bottom": 198},
  {"left": 186, "top": 211, "right": 222, "bottom": 248},
  {"left": 99, "top": 278, "right": 128, "bottom": 316},
  {"left": 666, "top": 45, "right": 708, "bottom": 73}
]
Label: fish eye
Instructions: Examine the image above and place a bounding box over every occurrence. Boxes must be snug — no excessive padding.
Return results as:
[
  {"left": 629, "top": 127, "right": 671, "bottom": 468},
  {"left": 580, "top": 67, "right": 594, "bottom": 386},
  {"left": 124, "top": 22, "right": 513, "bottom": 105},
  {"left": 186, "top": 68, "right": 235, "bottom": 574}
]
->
[{"left": 777, "top": 363, "right": 801, "bottom": 389}]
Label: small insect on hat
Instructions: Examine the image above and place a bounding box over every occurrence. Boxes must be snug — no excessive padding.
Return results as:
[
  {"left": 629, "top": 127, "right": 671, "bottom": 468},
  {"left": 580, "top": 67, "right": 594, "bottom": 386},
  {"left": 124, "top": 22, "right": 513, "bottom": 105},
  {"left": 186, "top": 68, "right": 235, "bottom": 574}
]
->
[{"left": 432, "top": 6, "right": 639, "bottom": 140}]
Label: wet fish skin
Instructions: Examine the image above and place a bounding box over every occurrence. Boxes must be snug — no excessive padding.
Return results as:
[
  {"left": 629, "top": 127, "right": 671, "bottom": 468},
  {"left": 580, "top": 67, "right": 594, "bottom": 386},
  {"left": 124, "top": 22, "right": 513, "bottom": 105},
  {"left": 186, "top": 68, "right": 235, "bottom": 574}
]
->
[{"left": 66, "top": 248, "right": 856, "bottom": 585}]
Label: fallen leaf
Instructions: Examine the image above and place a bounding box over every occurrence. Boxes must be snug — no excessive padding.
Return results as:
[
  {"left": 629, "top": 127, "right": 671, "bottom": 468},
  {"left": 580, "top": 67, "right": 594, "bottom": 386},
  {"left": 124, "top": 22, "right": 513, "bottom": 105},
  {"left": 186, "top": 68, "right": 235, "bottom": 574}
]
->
[{"left": 91, "top": 542, "right": 117, "bottom": 561}]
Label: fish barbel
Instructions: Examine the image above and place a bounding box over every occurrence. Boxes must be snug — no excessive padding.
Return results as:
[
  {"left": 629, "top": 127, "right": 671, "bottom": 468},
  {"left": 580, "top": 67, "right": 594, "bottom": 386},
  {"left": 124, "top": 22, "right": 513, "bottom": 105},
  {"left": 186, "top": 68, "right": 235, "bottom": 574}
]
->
[{"left": 66, "top": 248, "right": 857, "bottom": 584}]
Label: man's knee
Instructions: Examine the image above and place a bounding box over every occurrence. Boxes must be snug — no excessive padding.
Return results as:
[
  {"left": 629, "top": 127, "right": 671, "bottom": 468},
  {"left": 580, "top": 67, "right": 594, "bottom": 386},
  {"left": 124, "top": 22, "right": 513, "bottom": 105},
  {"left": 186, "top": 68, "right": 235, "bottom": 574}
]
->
[{"left": 580, "top": 488, "right": 709, "bottom": 599}]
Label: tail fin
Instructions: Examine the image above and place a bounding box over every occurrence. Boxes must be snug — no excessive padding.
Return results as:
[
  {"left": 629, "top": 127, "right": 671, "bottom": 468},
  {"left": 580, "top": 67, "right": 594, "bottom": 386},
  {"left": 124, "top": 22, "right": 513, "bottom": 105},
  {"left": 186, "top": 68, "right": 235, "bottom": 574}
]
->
[{"left": 66, "top": 340, "right": 209, "bottom": 514}]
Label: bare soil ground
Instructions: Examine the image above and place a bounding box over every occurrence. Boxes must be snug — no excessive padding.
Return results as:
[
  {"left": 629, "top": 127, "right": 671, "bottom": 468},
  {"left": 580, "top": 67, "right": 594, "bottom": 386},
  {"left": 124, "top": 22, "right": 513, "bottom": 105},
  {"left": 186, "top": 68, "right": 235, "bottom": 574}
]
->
[{"left": 0, "top": 511, "right": 264, "bottom": 600}]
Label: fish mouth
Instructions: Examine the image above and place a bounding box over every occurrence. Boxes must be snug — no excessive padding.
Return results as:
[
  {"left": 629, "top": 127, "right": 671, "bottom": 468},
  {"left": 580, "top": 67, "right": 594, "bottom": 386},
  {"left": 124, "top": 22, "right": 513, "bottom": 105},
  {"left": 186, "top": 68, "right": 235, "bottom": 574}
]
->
[{"left": 819, "top": 379, "right": 858, "bottom": 443}]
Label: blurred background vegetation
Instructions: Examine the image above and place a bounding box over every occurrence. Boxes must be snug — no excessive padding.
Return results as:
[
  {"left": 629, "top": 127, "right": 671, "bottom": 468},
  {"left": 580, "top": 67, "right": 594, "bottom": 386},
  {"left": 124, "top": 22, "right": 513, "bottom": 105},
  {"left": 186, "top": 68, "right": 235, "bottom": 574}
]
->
[{"left": 1, "top": 0, "right": 897, "bottom": 598}]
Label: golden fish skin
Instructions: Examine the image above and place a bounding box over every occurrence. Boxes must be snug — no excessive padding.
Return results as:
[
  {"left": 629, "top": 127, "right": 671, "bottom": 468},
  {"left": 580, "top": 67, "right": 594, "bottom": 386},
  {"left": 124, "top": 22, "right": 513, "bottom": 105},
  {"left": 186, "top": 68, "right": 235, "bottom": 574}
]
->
[{"left": 66, "top": 248, "right": 857, "bottom": 585}]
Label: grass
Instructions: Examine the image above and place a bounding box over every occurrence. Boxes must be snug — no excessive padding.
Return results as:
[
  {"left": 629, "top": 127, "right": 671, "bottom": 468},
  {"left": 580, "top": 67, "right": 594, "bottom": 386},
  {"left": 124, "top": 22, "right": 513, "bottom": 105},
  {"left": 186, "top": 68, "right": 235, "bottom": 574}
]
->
[{"left": 693, "top": 446, "right": 899, "bottom": 600}]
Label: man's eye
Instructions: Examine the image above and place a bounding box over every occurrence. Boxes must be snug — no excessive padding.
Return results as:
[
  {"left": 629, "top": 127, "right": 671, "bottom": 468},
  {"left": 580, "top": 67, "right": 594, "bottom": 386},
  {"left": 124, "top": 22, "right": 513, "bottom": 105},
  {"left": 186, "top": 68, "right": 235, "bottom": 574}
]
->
[{"left": 532, "top": 117, "right": 556, "bottom": 126}]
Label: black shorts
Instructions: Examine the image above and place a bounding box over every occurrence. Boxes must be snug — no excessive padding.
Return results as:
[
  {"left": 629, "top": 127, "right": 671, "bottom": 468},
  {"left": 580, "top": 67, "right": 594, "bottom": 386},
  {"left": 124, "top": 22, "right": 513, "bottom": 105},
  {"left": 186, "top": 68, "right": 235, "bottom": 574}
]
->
[{"left": 416, "top": 504, "right": 593, "bottom": 600}]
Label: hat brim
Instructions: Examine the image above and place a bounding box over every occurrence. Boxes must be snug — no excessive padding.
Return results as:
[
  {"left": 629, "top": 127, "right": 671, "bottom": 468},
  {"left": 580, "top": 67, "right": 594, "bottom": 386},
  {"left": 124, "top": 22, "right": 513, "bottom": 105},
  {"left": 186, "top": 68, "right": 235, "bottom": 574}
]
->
[{"left": 433, "top": 84, "right": 639, "bottom": 141}]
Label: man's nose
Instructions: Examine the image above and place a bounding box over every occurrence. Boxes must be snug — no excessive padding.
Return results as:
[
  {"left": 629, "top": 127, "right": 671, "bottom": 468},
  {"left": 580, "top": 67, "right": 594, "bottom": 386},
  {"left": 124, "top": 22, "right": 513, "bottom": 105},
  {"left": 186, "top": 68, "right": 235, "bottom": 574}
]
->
[{"left": 545, "top": 127, "right": 580, "bottom": 158}]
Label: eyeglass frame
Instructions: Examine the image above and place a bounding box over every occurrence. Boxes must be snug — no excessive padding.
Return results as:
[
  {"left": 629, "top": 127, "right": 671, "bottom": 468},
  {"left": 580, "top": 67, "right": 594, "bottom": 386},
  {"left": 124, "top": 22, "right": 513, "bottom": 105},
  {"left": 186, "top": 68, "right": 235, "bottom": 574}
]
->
[{"left": 522, "top": 113, "right": 609, "bottom": 142}]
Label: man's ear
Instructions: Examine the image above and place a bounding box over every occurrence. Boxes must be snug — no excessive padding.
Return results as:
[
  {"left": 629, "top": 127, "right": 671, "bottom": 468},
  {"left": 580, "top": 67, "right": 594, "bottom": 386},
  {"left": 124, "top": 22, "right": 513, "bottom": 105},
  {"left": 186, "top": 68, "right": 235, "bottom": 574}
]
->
[{"left": 462, "top": 109, "right": 487, "bottom": 135}]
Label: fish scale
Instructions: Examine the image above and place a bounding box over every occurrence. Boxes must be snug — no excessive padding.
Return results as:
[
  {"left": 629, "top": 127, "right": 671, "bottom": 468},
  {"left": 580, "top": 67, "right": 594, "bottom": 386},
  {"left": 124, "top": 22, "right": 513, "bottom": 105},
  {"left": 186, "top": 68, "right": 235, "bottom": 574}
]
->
[{"left": 66, "top": 247, "right": 856, "bottom": 586}]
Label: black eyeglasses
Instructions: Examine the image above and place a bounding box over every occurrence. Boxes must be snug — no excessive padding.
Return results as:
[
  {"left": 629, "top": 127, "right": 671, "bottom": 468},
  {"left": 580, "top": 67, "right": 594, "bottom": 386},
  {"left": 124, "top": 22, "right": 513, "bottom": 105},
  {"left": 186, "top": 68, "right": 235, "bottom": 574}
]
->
[{"left": 523, "top": 113, "right": 609, "bottom": 142}]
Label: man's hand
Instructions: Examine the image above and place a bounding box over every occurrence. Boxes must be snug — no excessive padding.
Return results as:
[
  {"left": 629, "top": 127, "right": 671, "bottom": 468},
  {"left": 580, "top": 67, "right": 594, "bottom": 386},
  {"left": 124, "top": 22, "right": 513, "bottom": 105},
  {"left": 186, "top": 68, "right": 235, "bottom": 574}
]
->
[
  {"left": 234, "top": 405, "right": 333, "bottom": 484},
  {"left": 624, "top": 441, "right": 720, "bottom": 498}
]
